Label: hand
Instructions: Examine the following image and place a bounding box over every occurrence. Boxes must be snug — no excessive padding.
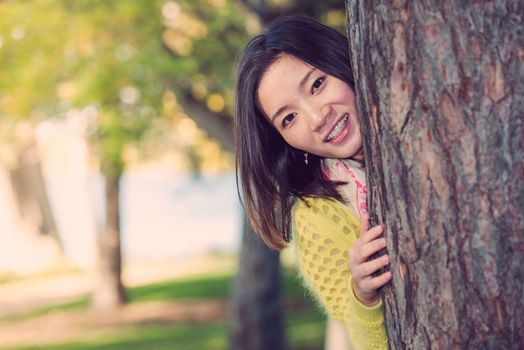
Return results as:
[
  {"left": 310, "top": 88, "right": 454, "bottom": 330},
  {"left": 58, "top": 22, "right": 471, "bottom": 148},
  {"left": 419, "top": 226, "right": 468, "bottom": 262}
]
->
[{"left": 347, "top": 213, "right": 392, "bottom": 306}]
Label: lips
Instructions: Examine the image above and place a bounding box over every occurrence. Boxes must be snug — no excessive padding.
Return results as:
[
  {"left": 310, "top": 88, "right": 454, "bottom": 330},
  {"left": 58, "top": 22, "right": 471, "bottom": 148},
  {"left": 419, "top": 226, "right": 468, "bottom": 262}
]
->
[{"left": 325, "top": 114, "right": 349, "bottom": 144}]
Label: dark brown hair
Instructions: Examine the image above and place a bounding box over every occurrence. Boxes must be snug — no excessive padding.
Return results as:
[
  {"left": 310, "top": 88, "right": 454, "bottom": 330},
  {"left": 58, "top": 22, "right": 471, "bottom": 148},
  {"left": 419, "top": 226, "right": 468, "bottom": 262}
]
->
[{"left": 234, "top": 15, "right": 355, "bottom": 249}]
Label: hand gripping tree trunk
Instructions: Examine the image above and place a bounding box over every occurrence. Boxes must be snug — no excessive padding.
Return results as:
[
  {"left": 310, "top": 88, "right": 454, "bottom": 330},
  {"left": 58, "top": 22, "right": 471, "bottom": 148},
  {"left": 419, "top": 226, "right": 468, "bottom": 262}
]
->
[
  {"left": 229, "top": 214, "right": 286, "bottom": 350},
  {"left": 346, "top": 1, "right": 524, "bottom": 349}
]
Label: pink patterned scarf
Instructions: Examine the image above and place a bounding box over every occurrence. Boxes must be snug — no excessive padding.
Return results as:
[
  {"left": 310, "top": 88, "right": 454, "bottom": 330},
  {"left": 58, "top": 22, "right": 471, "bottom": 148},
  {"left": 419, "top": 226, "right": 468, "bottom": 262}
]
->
[{"left": 322, "top": 158, "right": 368, "bottom": 219}]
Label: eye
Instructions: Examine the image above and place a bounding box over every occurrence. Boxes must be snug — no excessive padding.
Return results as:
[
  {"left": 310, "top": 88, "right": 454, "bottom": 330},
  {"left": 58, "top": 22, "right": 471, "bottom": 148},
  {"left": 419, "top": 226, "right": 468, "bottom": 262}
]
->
[
  {"left": 281, "top": 112, "right": 297, "bottom": 128},
  {"left": 311, "top": 77, "right": 325, "bottom": 94}
]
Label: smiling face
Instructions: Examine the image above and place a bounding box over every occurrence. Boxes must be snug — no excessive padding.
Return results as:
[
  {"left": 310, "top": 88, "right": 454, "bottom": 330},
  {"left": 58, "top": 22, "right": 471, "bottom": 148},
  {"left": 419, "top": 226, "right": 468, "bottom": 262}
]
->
[{"left": 257, "top": 54, "right": 363, "bottom": 160}]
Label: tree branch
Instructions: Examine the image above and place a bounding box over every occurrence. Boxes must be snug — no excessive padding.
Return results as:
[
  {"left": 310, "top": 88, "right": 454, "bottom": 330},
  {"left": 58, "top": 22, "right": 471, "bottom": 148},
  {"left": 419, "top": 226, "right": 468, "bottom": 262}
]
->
[{"left": 181, "top": 94, "right": 235, "bottom": 153}]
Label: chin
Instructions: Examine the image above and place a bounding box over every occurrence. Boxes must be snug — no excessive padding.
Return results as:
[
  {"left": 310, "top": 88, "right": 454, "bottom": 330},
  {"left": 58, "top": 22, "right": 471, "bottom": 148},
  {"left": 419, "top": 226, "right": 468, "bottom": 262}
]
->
[{"left": 337, "top": 144, "right": 360, "bottom": 158}]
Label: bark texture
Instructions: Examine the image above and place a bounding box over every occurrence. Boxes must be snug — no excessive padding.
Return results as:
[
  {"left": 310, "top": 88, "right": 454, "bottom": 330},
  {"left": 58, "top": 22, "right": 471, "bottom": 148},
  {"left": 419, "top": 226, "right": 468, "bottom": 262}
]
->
[
  {"left": 229, "top": 215, "right": 286, "bottom": 350},
  {"left": 345, "top": 1, "right": 524, "bottom": 349},
  {"left": 92, "top": 173, "right": 126, "bottom": 309}
]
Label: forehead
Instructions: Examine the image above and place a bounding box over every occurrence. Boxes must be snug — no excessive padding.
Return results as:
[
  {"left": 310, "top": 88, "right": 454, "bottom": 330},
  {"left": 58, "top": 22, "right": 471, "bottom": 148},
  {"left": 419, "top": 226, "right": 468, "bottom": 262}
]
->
[{"left": 257, "top": 54, "right": 313, "bottom": 117}]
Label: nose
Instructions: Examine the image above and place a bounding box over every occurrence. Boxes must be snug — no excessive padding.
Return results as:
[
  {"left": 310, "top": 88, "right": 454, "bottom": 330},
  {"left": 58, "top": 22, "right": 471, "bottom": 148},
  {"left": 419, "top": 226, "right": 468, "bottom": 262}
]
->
[{"left": 307, "top": 103, "right": 332, "bottom": 132}]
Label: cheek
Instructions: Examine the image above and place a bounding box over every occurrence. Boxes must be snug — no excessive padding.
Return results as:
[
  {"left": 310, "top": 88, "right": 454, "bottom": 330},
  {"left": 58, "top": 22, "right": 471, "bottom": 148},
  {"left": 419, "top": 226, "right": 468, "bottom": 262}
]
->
[
  {"left": 282, "top": 130, "right": 309, "bottom": 150},
  {"left": 283, "top": 135, "right": 301, "bottom": 149},
  {"left": 329, "top": 86, "right": 353, "bottom": 106},
  {"left": 343, "top": 89, "right": 357, "bottom": 106}
]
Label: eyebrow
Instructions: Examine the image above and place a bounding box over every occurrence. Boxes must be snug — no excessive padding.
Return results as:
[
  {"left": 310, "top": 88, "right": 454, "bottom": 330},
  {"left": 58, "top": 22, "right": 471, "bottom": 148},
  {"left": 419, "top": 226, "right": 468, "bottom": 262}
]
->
[
  {"left": 270, "top": 67, "right": 317, "bottom": 124},
  {"left": 299, "top": 67, "right": 316, "bottom": 91}
]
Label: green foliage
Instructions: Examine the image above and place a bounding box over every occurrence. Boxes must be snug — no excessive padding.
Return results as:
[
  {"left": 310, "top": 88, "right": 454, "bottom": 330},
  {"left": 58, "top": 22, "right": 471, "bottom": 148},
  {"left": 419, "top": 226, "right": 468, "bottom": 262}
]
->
[
  {"left": 2, "top": 0, "right": 258, "bottom": 174},
  {"left": 0, "top": 1, "right": 69, "bottom": 119},
  {"left": 0, "top": 1, "right": 156, "bottom": 170},
  {"left": 0, "top": 0, "right": 250, "bottom": 174},
  {"left": 0, "top": 0, "right": 345, "bottom": 172}
]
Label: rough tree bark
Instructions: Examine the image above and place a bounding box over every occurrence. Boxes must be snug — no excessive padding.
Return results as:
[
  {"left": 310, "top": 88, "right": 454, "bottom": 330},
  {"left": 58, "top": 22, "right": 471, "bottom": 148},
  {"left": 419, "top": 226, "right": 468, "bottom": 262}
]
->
[
  {"left": 346, "top": 1, "right": 524, "bottom": 349},
  {"left": 229, "top": 214, "right": 286, "bottom": 350}
]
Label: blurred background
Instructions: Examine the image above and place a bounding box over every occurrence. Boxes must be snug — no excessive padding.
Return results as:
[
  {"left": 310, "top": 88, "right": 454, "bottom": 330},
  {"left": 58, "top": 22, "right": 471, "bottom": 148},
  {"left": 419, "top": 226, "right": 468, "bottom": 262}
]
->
[{"left": 0, "top": 1, "right": 347, "bottom": 349}]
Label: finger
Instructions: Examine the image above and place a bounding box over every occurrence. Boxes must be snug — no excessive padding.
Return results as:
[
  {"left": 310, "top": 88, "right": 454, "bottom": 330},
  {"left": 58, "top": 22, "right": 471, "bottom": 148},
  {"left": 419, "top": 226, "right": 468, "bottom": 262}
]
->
[
  {"left": 360, "top": 212, "right": 369, "bottom": 235},
  {"left": 359, "top": 254, "right": 390, "bottom": 277},
  {"left": 351, "top": 254, "right": 388, "bottom": 281},
  {"left": 361, "top": 271, "right": 392, "bottom": 291},
  {"left": 347, "top": 247, "right": 359, "bottom": 269},
  {"left": 359, "top": 238, "right": 387, "bottom": 261},
  {"left": 361, "top": 224, "right": 384, "bottom": 243}
]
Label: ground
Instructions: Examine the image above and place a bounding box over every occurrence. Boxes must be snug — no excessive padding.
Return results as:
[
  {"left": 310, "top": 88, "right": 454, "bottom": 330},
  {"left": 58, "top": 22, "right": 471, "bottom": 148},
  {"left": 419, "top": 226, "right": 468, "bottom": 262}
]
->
[{"left": 0, "top": 255, "right": 236, "bottom": 348}]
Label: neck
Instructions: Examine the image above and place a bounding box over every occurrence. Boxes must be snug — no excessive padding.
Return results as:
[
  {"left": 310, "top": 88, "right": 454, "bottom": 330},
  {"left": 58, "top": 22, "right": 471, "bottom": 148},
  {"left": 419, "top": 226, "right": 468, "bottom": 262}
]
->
[
  {"left": 351, "top": 147, "right": 365, "bottom": 165},
  {"left": 355, "top": 147, "right": 364, "bottom": 159}
]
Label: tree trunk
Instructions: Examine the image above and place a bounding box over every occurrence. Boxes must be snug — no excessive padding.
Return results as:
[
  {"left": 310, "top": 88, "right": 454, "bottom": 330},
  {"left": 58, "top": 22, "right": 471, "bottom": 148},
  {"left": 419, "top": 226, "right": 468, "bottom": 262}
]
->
[
  {"left": 92, "top": 171, "right": 126, "bottom": 309},
  {"left": 346, "top": 1, "right": 524, "bottom": 349},
  {"left": 10, "top": 142, "right": 59, "bottom": 241},
  {"left": 229, "top": 214, "right": 286, "bottom": 350}
]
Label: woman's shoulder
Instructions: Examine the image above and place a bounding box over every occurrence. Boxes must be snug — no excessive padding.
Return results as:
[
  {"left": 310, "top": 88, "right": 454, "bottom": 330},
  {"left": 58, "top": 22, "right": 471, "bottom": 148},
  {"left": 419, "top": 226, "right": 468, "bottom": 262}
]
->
[
  {"left": 293, "top": 197, "right": 358, "bottom": 223},
  {"left": 292, "top": 197, "right": 360, "bottom": 244}
]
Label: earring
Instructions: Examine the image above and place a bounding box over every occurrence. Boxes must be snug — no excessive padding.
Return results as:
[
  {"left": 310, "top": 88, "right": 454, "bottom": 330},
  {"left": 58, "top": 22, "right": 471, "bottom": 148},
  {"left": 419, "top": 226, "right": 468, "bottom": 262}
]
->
[{"left": 304, "top": 152, "right": 309, "bottom": 165}]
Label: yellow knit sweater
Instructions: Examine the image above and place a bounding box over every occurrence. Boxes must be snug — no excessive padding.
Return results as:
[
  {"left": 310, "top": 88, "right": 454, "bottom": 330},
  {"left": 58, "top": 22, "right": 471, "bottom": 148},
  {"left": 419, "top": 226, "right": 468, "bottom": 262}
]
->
[{"left": 292, "top": 197, "right": 388, "bottom": 350}]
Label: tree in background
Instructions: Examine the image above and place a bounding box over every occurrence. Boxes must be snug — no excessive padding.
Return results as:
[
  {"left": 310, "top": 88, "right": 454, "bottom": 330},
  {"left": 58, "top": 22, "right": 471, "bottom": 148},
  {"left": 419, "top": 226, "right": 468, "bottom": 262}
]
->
[
  {"left": 346, "top": 1, "right": 524, "bottom": 348},
  {"left": 229, "top": 216, "right": 285, "bottom": 350},
  {"left": 0, "top": 2, "right": 67, "bottom": 255},
  {"left": 0, "top": 0, "right": 246, "bottom": 309},
  {"left": 1, "top": 0, "right": 166, "bottom": 308}
]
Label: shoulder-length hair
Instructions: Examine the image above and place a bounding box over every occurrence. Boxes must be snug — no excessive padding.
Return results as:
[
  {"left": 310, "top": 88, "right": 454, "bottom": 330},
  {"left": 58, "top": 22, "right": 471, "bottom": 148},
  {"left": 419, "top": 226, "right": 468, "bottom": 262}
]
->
[{"left": 234, "top": 15, "right": 355, "bottom": 249}]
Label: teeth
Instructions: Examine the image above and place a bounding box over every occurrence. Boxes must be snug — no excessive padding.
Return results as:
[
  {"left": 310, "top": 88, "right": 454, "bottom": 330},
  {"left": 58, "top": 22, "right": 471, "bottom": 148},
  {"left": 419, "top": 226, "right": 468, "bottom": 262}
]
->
[{"left": 326, "top": 114, "right": 349, "bottom": 141}]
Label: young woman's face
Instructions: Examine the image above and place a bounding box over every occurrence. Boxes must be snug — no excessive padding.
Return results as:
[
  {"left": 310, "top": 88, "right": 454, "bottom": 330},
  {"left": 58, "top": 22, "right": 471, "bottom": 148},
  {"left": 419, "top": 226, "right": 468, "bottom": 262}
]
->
[{"left": 257, "top": 54, "right": 363, "bottom": 160}]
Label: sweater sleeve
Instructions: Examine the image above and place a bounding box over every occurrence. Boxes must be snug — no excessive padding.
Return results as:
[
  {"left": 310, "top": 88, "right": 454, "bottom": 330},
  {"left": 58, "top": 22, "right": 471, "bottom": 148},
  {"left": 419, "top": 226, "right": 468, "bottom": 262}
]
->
[{"left": 292, "top": 198, "right": 388, "bottom": 350}]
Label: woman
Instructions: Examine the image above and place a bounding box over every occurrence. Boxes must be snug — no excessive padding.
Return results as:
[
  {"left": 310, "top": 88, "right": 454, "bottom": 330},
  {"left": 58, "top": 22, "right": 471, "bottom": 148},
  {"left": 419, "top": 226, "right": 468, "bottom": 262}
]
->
[{"left": 234, "top": 15, "right": 391, "bottom": 349}]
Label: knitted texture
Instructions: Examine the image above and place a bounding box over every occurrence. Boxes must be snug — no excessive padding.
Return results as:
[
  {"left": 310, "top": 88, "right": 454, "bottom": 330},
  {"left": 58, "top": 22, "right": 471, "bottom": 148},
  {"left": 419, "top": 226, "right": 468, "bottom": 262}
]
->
[{"left": 293, "top": 197, "right": 387, "bottom": 350}]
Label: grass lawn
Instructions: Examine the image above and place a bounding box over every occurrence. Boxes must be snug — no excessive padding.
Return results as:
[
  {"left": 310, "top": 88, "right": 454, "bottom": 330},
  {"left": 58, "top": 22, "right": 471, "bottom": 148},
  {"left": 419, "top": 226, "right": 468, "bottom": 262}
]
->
[{"left": 0, "top": 267, "right": 326, "bottom": 350}]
